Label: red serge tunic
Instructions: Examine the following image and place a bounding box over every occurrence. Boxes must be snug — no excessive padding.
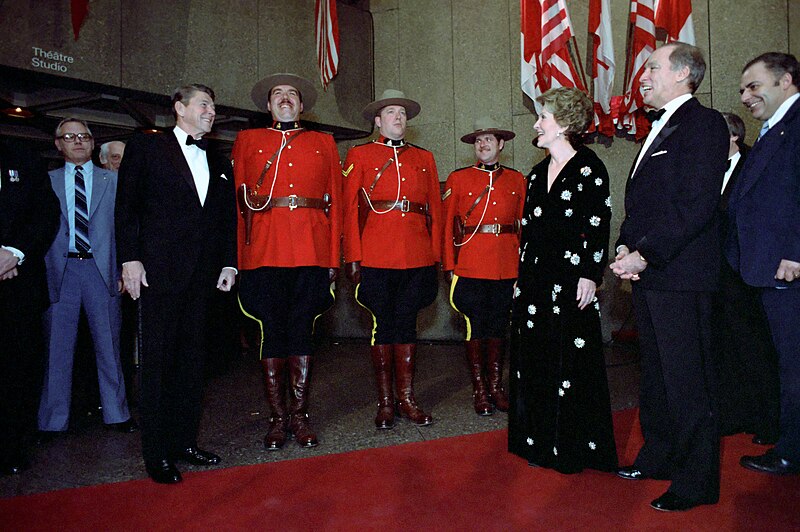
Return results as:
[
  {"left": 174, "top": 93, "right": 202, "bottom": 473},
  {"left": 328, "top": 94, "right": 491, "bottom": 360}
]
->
[
  {"left": 232, "top": 126, "right": 342, "bottom": 269},
  {"left": 342, "top": 138, "right": 442, "bottom": 269},
  {"left": 442, "top": 164, "right": 526, "bottom": 280}
]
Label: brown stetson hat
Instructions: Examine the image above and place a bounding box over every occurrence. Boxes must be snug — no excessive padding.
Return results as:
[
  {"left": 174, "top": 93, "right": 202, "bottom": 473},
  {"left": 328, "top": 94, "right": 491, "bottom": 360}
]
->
[
  {"left": 250, "top": 73, "right": 318, "bottom": 113},
  {"left": 460, "top": 117, "right": 516, "bottom": 144},
  {"left": 362, "top": 89, "right": 421, "bottom": 121}
]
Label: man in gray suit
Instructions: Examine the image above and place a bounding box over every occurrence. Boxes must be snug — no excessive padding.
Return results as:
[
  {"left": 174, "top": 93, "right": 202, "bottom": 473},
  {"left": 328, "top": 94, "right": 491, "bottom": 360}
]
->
[{"left": 38, "top": 118, "right": 135, "bottom": 437}]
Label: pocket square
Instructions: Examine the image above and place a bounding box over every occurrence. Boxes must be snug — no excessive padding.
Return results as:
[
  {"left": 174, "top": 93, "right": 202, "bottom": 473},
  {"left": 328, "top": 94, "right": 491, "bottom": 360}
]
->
[
  {"left": 651, "top": 150, "right": 668, "bottom": 157},
  {"left": 220, "top": 173, "right": 228, "bottom": 181}
]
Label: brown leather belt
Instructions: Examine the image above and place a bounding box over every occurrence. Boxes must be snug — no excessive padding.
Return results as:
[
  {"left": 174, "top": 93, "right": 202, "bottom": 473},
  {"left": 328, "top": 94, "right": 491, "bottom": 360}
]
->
[
  {"left": 368, "top": 199, "right": 427, "bottom": 215},
  {"left": 268, "top": 195, "right": 329, "bottom": 210},
  {"left": 464, "top": 223, "right": 517, "bottom": 235}
]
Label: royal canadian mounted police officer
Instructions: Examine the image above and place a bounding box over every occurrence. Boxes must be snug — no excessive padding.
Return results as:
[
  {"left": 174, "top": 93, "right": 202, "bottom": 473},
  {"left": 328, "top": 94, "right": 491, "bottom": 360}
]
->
[
  {"left": 442, "top": 118, "right": 525, "bottom": 417},
  {"left": 232, "top": 73, "right": 342, "bottom": 451},
  {"left": 342, "top": 89, "right": 443, "bottom": 429}
]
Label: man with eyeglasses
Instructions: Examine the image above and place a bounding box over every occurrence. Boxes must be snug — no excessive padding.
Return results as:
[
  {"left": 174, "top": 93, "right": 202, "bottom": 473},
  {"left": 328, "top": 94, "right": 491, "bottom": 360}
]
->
[{"left": 38, "top": 118, "right": 135, "bottom": 443}]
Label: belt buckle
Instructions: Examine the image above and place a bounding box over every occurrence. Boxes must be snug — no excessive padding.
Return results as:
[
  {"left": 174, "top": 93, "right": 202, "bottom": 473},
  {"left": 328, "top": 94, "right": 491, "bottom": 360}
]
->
[
  {"left": 492, "top": 223, "right": 501, "bottom": 236},
  {"left": 400, "top": 199, "right": 410, "bottom": 213},
  {"left": 288, "top": 194, "right": 298, "bottom": 210}
]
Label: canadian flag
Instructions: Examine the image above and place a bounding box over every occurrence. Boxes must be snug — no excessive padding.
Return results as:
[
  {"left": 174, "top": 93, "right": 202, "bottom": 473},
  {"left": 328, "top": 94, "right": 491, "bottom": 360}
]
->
[
  {"left": 655, "top": 0, "right": 695, "bottom": 44},
  {"left": 521, "top": 0, "right": 586, "bottom": 114},
  {"left": 620, "top": 0, "right": 656, "bottom": 139},
  {"left": 588, "top": 0, "right": 615, "bottom": 136}
]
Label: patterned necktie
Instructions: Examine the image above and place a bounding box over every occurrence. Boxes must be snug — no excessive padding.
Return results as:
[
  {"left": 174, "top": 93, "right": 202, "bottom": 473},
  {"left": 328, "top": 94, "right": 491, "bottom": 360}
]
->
[
  {"left": 74, "top": 165, "right": 91, "bottom": 252},
  {"left": 757, "top": 121, "right": 770, "bottom": 141}
]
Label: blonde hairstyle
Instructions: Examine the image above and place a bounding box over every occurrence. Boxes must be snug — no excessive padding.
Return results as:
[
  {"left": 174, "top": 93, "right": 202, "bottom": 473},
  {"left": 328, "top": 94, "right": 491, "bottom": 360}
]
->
[{"left": 535, "top": 87, "right": 593, "bottom": 147}]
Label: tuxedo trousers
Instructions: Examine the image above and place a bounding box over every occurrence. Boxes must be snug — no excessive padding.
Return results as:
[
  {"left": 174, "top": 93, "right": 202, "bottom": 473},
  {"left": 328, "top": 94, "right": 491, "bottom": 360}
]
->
[
  {"left": 760, "top": 288, "right": 800, "bottom": 461},
  {"left": 632, "top": 286, "right": 720, "bottom": 503},
  {"left": 139, "top": 278, "right": 211, "bottom": 462}
]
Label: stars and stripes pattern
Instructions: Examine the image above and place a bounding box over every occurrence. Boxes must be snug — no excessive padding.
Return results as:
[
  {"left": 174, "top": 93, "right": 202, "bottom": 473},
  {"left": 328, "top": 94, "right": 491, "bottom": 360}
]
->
[
  {"left": 315, "top": 0, "right": 340, "bottom": 90},
  {"left": 620, "top": 0, "right": 657, "bottom": 140},
  {"left": 74, "top": 165, "right": 91, "bottom": 253},
  {"left": 521, "top": 0, "right": 586, "bottom": 114}
]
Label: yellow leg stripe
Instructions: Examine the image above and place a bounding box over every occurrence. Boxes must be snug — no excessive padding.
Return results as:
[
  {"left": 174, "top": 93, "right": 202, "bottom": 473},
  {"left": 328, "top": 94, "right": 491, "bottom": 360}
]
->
[
  {"left": 448, "top": 274, "right": 472, "bottom": 341},
  {"left": 311, "top": 282, "right": 337, "bottom": 335},
  {"left": 354, "top": 282, "right": 378, "bottom": 346},
  {"left": 237, "top": 294, "right": 265, "bottom": 361}
]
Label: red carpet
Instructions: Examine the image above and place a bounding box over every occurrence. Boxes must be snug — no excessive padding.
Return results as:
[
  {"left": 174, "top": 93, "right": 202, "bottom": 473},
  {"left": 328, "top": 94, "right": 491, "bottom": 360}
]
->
[{"left": 2, "top": 410, "right": 799, "bottom": 531}]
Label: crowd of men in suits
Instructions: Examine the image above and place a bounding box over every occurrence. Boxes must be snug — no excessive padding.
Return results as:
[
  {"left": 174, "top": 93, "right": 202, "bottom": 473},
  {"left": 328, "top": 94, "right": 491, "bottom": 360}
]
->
[{"left": 0, "top": 45, "right": 797, "bottom": 513}]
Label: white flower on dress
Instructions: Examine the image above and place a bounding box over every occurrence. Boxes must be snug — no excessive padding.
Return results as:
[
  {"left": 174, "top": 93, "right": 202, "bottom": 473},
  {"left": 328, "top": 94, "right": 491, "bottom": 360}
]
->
[
  {"left": 554, "top": 284, "right": 562, "bottom": 293},
  {"left": 526, "top": 320, "right": 534, "bottom": 329},
  {"left": 514, "top": 287, "right": 521, "bottom": 298},
  {"left": 593, "top": 251, "right": 603, "bottom": 263},
  {"left": 521, "top": 217, "right": 528, "bottom": 226},
  {"left": 565, "top": 209, "right": 573, "bottom": 217},
  {"left": 592, "top": 296, "right": 598, "bottom": 303},
  {"left": 527, "top": 305, "right": 536, "bottom": 315},
  {"left": 561, "top": 190, "right": 572, "bottom": 201},
  {"left": 580, "top": 166, "right": 592, "bottom": 176},
  {"left": 527, "top": 437, "right": 534, "bottom": 445},
  {"left": 595, "top": 177, "right": 603, "bottom": 186},
  {"left": 594, "top": 302, "right": 600, "bottom": 311},
  {"left": 564, "top": 251, "right": 572, "bottom": 259},
  {"left": 570, "top": 254, "right": 580, "bottom": 265},
  {"left": 589, "top": 441, "right": 597, "bottom": 450},
  {"left": 534, "top": 257, "right": 539, "bottom": 264},
  {"left": 533, "top": 206, "right": 542, "bottom": 217},
  {"left": 605, "top": 196, "right": 612, "bottom": 207},
  {"left": 558, "top": 388, "right": 565, "bottom": 396},
  {"left": 517, "top": 371, "right": 521, "bottom": 379},
  {"left": 562, "top": 380, "right": 571, "bottom": 389},
  {"left": 553, "top": 306, "right": 560, "bottom": 314},
  {"left": 530, "top": 173, "right": 537, "bottom": 181},
  {"left": 553, "top": 447, "right": 558, "bottom": 456},
  {"left": 577, "top": 183, "right": 584, "bottom": 192},
  {"left": 590, "top": 216, "right": 601, "bottom": 227},
  {"left": 574, "top": 338, "right": 586, "bottom": 348},
  {"left": 520, "top": 251, "right": 526, "bottom": 262}
]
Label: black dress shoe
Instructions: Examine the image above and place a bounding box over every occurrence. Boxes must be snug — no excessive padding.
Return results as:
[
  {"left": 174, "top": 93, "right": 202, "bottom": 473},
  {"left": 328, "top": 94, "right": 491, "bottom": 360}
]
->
[
  {"left": 650, "top": 491, "right": 710, "bottom": 512},
  {"left": 174, "top": 447, "right": 221, "bottom": 466},
  {"left": 105, "top": 419, "right": 139, "bottom": 433},
  {"left": 740, "top": 451, "right": 800, "bottom": 476},
  {"left": 617, "top": 465, "right": 668, "bottom": 480},
  {"left": 145, "top": 459, "right": 182, "bottom": 484}
]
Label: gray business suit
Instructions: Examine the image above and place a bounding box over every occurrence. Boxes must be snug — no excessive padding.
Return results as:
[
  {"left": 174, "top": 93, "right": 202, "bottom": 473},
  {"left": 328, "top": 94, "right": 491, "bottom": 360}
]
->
[{"left": 38, "top": 161, "right": 130, "bottom": 431}]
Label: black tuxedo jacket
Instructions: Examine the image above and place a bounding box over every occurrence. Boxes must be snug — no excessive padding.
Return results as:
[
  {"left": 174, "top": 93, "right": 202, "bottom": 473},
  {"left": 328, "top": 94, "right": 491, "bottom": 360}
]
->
[
  {"left": 0, "top": 137, "right": 60, "bottom": 310},
  {"left": 115, "top": 131, "right": 236, "bottom": 294},
  {"left": 617, "top": 97, "right": 729, "bottom": 291}
]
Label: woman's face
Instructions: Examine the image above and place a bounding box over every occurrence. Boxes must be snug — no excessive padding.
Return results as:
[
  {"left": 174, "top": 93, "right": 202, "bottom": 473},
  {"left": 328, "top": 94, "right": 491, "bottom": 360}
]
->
[{"left": 533, "top": 106, "right": 565, "bottom": 149}]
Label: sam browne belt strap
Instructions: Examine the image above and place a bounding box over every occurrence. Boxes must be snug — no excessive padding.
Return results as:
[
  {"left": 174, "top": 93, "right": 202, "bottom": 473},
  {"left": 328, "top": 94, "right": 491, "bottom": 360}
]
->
[{"left": 366, "top": 199, "right": 427, "bottom": 215}]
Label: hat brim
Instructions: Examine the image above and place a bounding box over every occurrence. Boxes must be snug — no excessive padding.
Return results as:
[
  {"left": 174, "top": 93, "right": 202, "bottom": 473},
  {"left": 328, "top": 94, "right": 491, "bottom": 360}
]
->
[
  {"left": 362, "top": 97, "right": 421, "bottom": 121},
  {"left": 460, "top": 129, "right": 516, "bottom": 144},
  {"left": 251, "top": 74, "right": 318, "bottom": 113}
]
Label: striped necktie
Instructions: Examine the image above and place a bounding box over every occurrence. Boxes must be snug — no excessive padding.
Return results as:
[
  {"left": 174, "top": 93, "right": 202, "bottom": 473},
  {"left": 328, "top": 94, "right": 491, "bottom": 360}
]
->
[{"left": 74, "top": 165, "right": 91, "bottom": 252}]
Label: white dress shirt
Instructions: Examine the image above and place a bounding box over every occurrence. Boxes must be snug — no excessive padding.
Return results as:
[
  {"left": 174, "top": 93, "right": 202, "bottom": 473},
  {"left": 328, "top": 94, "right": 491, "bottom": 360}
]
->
[{"left": 173, "top": 126, "right": 210, "bottom": 206}]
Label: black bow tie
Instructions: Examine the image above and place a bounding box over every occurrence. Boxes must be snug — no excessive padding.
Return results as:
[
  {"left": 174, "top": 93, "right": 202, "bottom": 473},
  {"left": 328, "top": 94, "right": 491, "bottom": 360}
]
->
[
  {"left": 186, "top": 136, "right": 208, "bottom": 150},
  {"left": 645, "top": 108, "right": 666, "bottom": 124}
]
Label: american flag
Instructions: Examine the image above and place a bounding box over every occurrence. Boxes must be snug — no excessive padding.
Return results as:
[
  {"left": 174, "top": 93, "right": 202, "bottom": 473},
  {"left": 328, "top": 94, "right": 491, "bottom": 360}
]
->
[
  {"left": 655, "top": 0, "right": 695, "bottom": 44},
  {"left": 588, "top": 0, "right": 615, "bottom": 136},
  {"left": 315, "top": 0, "right": 340, "bottom": 90},
  {"left": 620, "top": 0, "right": 657, "bottom": 139},
  {"left": 521, "top": 0, "right": 586, "bottom": 114}
]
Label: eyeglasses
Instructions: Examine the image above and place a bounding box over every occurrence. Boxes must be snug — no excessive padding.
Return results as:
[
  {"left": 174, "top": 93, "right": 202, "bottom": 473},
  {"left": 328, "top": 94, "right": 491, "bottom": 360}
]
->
[{"left": 57, "top": 133, "right": 93, "bottom": 142}]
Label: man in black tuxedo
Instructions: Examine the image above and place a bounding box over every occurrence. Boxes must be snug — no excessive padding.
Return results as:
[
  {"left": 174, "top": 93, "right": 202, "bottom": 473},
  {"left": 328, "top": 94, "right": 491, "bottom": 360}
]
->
[
  {"left": 731, "top": 52, "right": 800, "bottom": 476},
  {"left": 715, "top": 112, "right": 780, "bottom": 444},
  {"left": 116, "top": 84, "right": 237, "bottom": 484},
  {"left": 610, "top": 42, "right": 729, "bottom": 512},
  {"left": 0, "top": 136, "right": 60, "bottom": 475}
]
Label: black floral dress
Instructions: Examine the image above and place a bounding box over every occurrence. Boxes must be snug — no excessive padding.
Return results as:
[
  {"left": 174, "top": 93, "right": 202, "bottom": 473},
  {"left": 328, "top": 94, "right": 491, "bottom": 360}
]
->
[{"left": 508, "top": 146, "right": 617, "bottom": 474}]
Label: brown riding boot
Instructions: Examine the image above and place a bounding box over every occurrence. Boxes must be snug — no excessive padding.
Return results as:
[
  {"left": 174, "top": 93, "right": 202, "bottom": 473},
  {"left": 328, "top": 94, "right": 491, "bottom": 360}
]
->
[
  {"left": 288, "top": 355, "right": 319, "bottom": 448},
  {"left": 262, "top": 358, "right": 288, "bottom": 450},
  {"left": 370, "top": 344, "right": 395, "bottom": 429},
  {"left": 466, "top": 339, "right": 494, "bottom": 416},
  {"left": 394, "top": 344, "right": 433, "bottom": 426},
  {"left": 486, "top": 338, "right": 510, "bottom": 412}
]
